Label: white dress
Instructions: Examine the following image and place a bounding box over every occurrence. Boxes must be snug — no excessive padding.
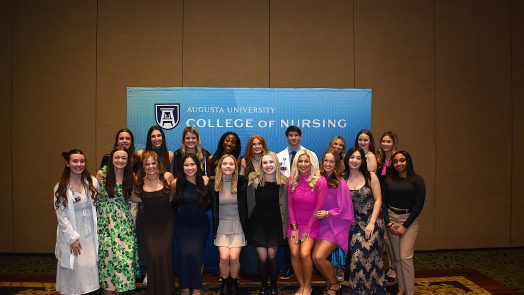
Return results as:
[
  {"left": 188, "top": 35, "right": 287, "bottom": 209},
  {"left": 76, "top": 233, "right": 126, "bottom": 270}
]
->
[{"left": 56, "top": 188, "right": 99, "bottom": 294}]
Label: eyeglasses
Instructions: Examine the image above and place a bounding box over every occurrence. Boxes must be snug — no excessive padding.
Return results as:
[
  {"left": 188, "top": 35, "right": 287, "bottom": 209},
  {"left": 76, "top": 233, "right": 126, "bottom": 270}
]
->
[{"left": 392, "top": 158, "right": 406, "bottom": 164}]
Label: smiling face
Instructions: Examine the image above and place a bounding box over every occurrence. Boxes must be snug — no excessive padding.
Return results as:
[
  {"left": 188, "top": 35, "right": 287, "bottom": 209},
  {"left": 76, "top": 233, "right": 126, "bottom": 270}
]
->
[
  {"left": 221, "top": 156, "right": 236, "bottom": 176},
  {"left": 286, "top": 131, "right": 302, "bottom": 149},
  {"left": 112, "top": 150, "right": 129, "bottom": 170},
  {"left": 184, "top": 132, "right": 198, "bottom": 150},
  {"left": 331, "top": 138, "right": 345, "bottom": 154},
  {"left": 143, "top": 156, "right": 159, "bottom": 177},
  {"left": 381, "top": 135, "right": 394, "bottom": 152},
  {"left": 183, "top": 156, "right": 197, "bottom": 178},
  {"left": 117, "top": 131, "right": 132, "bottom": 149},
  {"left": 251, "top": 138, "right": 263, "bottom": 154},
  {"left": 357, "top": 133, "right": 371, "bottom": 151},
  {"left": 297, "top": 154, "right": 311, "bottom": 175},
  {"left": 150, "top": 130, "right": 163, "bottom": 148},
  {"left": 348, "top": 150, "right": 363, "bottom": 170},
  {"left": 262, "top": 154, "right": 277, "bottom": 175},
  {"left": 322, "top": 153, "right": 336, "bottom": 175},
  {"left": 67, "top": 153, "right": 86, "bottom": 176},
  {"left": 393, "top": 153, "right": 407, "bottom": 174},
  {"left": 223, "top": 134, "right": 238, "bottom": 154}
]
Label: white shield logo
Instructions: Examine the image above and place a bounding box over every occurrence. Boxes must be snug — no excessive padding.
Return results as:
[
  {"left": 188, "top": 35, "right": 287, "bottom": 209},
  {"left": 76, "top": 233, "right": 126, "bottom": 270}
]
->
[{"left": 155, "top": 104, "right": 180, "bottom": 130}]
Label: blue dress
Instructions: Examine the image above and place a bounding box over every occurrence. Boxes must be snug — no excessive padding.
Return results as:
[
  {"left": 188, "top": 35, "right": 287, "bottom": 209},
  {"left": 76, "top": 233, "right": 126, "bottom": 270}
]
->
[
  {"left": 349, "top": 185, "right": 386, "bottom": 294},
  {"left": 175, "top": 181, "right": 210, "bottom": 289}
]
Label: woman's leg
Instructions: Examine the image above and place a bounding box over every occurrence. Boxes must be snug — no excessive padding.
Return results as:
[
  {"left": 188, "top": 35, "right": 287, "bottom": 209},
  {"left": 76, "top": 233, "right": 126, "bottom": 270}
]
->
[
  {"left": 312, "top": 240, "right": 339, "bottom": 292},
  {"left": 256, "top": 247, "right": 269, "bottom": 287},
  {"left": 398, "top": 220, "right": 419, "bottom": 295},
  {"left": 299, "top": 238, "right": 316, "bottom": 295},
  {"left": 229, "top": 247, "right": 242, "bottom": 279},
  {"left": 218, "top": 246, "right": 232, "bottom": 278},
  {"left": 289, "top": 239, "right": 304, "bottom": 293},
  {"left": 267, "top": 247, "right": 279, "bottom": 288}
]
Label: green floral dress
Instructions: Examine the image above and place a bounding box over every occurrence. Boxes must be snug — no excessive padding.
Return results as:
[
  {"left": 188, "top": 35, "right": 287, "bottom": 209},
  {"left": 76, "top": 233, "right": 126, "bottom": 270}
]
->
[{"left": 97, "top": 166, "right": 139, "bottom": 292}]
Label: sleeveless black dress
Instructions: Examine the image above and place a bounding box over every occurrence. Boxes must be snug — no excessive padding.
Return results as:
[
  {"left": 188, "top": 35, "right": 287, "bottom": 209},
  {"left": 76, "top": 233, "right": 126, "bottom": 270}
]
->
[
  {"left": 141, "top": 189, "right": 174, "bottom": 295},
  {"left": 175, "top": 182, "right": 210, "bottom": 289}
]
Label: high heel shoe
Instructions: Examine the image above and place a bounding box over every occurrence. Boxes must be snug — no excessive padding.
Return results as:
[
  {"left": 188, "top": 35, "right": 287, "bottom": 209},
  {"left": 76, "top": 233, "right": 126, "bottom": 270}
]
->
[{"left": 324, "top": 282, "right": 341, "bottom": 295}]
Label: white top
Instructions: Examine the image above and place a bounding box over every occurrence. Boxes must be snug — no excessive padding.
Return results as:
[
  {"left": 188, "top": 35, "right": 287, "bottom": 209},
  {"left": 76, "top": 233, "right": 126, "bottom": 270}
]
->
[
  {"left": 277, "top": 145, "right": 319, "bottom": 177},
  {"left": 54, "top": 176, "right": 100, "bottom": 294}
]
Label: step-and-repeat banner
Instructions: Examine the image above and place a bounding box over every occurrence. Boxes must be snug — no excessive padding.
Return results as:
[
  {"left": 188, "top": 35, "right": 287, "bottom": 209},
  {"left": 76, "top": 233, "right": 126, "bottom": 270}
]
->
[
  {"left": 128, "top": 87, "right": 371, "bottom": 272},
  {"left": 128, "top": 87, "right": 371, "bottom": 157}
]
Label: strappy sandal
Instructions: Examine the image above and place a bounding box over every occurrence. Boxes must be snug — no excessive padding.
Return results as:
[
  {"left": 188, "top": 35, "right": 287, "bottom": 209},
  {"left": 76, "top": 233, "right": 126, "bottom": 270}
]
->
[{"left": 324, "top": 282, "right": 342, "bottom": 295}]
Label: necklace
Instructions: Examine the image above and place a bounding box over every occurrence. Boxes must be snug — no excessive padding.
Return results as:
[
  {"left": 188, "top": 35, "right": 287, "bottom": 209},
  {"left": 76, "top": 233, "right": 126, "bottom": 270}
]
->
[{"left": 145, "top": 175, "right": 159, "bottom": 182}]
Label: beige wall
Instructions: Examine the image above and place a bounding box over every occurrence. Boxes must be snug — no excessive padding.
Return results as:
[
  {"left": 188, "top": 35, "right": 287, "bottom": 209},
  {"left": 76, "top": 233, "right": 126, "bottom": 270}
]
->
[
  {"left": 0, "top": 0, "right": 13, "bottom": 251},
  {"left": 1, "top": 0, "right": 521, "bottom": 252},
  {"left": 511, "top": 0, "right": 524, "bottom": 246}
]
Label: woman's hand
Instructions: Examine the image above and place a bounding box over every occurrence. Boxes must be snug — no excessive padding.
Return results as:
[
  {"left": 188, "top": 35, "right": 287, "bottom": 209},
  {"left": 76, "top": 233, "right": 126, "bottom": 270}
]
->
[
  {"left": 394, "top": 225, "right": 406, "bottom": 236},
  {"left": 365, "top": 222, "right": 375, "bottom": 239},
  {"left": 291, "top": 229, "right": 299, "bottom": 244},
  {"left": 300, "top": 232, "right": 310, "bottom": 242},
  {"left": 314, "top": 210, "right": 329, "bottom": 219},
  {"left": 70, "top": 239, "right": 82, "bottom": 256}
]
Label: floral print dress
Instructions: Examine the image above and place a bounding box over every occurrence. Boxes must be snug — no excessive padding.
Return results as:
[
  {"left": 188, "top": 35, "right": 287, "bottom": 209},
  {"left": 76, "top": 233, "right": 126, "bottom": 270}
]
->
[{"left": 97, "top": 166, "right": 139, "bottom": 292}]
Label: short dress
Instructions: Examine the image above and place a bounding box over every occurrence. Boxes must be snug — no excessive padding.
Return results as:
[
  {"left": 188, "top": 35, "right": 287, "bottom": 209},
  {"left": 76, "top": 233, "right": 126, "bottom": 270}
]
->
[
  {"left": 214, "top": 180, "right": 246, "bottom": 248},
  {"left": 287, "top": 175, "right": 327, "bottom": 239},
  {"left": 248, "top": 182, "right": 285, "bottom": 247}
]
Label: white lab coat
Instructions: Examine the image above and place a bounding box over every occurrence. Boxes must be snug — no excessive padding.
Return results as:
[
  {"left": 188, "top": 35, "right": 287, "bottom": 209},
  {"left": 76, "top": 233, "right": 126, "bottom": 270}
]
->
[
  {"left": 277, "top": 146, "right": 319, "bottom": 177},
  {"left": 53, "top": 176, "right": 99, "bottom": 270}
]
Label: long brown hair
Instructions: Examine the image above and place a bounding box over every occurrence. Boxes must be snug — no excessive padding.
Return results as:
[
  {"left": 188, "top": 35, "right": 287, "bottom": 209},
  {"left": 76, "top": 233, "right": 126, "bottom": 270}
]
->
[
  {"left": 54, "top": 149, "right": 97, "bottom": 209},
  {"left": 180, "top": 126, "right": 207, "bottom": 171},
  {"left": 376, "top": 131, "right": 398, "bottom": 167},
  {"left": 105, "top": 146, "right": 134, "bottom": 199},
  {"left": 320, "top": 149, "right": 343, "bottom": 189},
  {"left": 134, "top": 150, "right": 170, "bottom": 195},
  {"left": 145, "top": 125, "right": 171, "bottom": 170},
  {"left": 242, "top": 134, "right": 267, "bottom": 175}
]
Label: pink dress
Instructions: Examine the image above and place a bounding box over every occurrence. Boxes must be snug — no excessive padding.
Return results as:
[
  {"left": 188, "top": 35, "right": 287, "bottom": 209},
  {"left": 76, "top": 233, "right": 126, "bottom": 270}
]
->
[
  {"left": 287, "top": 175, "right": 327, "bottom": 239},
  {"left": 318, "top": 177, "right": 354, "bottom": 253}
]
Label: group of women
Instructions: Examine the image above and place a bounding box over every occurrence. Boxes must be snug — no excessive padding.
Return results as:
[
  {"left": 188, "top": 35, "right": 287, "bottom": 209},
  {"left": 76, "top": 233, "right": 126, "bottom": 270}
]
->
[{"left": 54, "top": 125, "right": 425, "bottom": 295}]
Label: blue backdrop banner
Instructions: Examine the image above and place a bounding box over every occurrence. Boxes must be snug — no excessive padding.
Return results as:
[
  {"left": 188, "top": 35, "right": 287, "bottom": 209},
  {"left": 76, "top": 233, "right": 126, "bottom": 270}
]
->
[
  {"left": 127, "top": 87, "right": 371, "bottom": 157},
  {"left": 127, "top": 86, "right": 371, "bottom": 273}
]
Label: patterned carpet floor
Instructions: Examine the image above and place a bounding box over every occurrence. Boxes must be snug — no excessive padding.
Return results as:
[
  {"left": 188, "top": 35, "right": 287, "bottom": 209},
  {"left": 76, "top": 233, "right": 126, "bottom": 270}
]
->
[{"left": 0, "top": 248, "right": 522, "bottom": 294}]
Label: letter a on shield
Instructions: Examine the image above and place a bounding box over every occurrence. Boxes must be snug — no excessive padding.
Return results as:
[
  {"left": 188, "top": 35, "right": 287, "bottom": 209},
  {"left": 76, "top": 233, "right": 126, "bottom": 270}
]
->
[{"left": 155, "top": 104, "right": 180, "bottom": 130}]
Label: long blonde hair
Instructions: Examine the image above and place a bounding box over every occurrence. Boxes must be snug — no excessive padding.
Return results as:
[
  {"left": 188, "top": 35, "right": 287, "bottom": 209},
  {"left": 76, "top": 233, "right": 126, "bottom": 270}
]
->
[
  {"left": 250, "top": 152, "right": 287, "bottom": 188},
  {"left": 289, "top": 149, "right": 321, "bottom": 192},
  {"left": 214, "top": 154, "right": 239, "bottom": 193},
  {"left": 180, "top": 126, "right": 207, "bottom": 171}
]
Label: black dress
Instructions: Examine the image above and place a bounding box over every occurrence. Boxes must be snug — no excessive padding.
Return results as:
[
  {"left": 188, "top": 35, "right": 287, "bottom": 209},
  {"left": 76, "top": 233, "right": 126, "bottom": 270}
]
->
[
  {"left": 248, "top": 182, "right": 285, "bottom": 247},
  {"left": 141, "top": 189, "right": 174, "bottom": 295},
  {"left": 175, "top": 181, "right": 210, "bottom": 290}
]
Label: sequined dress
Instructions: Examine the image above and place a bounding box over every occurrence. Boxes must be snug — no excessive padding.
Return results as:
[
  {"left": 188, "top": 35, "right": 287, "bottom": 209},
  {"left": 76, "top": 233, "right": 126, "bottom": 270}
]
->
[{"left": 348, "top": 185, "right": 385, "bottom": 294}]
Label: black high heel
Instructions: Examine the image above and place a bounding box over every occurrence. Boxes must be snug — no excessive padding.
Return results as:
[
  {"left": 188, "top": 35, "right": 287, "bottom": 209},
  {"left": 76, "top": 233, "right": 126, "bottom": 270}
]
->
[{"left": 324, "top": 282, "right": 342, "bottom": 295}]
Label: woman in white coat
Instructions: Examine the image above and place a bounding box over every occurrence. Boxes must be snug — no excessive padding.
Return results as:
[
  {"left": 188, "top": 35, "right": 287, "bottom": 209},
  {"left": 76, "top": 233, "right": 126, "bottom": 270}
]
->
[{"left": 54, "top": 149, "right": 99, "bottom": 295}]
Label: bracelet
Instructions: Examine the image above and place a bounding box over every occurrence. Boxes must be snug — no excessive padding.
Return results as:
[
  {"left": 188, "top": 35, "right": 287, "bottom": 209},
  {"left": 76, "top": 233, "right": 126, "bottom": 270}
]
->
[{"left": 290, "top": 223, "right": 298, "bottom": 231}]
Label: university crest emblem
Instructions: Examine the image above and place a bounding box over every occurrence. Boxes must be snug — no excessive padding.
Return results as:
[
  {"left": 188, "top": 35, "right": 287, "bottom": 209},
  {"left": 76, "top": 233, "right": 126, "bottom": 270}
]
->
[{"left": 155, "top": 104, "right": 180, "bottom": 130}]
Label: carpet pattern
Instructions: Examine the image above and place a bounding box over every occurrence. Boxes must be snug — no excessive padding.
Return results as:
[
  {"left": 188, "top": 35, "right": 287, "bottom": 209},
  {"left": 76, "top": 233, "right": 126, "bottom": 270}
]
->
[
  {"left": 0, "top": 278, "right": 494, "bottom": 295},
  {"left": 0, "top": 248, "right": 522, "bottom": 294}
]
